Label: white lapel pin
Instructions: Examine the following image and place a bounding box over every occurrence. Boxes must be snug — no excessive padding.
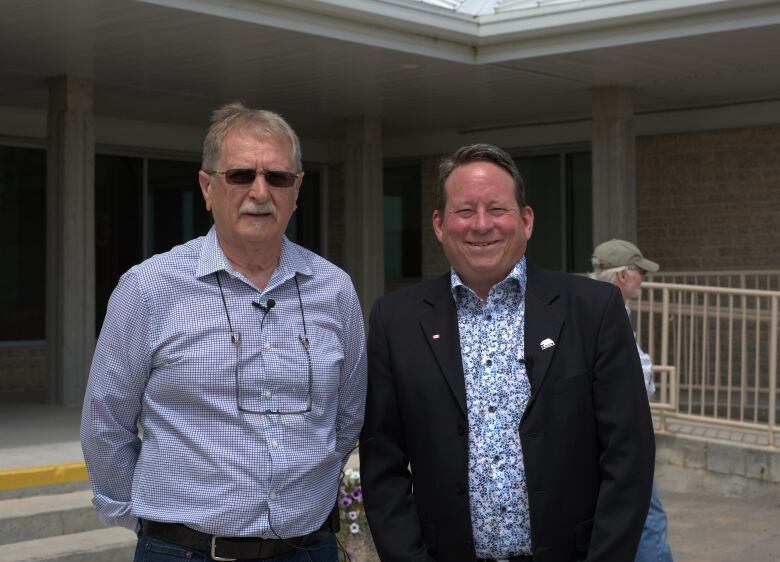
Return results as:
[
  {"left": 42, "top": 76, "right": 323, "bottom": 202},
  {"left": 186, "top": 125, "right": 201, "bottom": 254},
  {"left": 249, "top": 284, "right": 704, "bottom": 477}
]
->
[
  {"left": 432, "top": 334, "right": 441, "bottom": 340},
  {"left": 540, "top": 338, "right": 555, "bottom": 350}
]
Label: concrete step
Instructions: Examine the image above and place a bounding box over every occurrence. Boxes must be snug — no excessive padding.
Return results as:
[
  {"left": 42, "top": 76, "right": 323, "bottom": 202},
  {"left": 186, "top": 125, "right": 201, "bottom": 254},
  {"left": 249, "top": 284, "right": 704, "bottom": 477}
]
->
[
  {"left": 2, "top": 528, "right": 136, "bottom": 562},
  {"left": 0, "top": 490, "right": 103, "bottom": 545}
]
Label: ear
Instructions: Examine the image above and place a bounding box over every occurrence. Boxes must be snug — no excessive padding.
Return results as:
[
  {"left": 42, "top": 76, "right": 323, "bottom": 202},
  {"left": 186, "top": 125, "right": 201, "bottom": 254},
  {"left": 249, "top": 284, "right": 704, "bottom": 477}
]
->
[
  {"left": 615, "top": 268, "right": 628, "bottom": 287},
  {"left": 520, "top": 205, "right": 534, "bottom": 240},
  {"left": 432, "top": 209, "right": 444, "bottom": 243},
  {"left": 198, "top": 170, "right": 213, "bottom": 212}
]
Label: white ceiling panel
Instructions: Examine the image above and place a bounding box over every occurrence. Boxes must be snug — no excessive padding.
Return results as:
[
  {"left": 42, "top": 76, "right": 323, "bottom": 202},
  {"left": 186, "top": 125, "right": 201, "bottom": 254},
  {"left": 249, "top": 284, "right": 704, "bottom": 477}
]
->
[{"left": 0, "top": 0, "right": 778, "bottom": 139}]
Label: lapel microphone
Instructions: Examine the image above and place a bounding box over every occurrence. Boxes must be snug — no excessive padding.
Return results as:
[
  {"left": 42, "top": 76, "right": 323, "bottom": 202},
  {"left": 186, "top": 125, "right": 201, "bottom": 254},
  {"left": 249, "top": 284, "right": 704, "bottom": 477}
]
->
[{"left": 252, "top": 299, "right": 276, "bottom": 313}]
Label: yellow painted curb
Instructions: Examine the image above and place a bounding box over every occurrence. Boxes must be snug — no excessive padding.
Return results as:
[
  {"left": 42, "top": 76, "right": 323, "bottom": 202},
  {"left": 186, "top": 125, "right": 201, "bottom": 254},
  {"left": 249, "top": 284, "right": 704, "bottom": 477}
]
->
[{"left": 0, "top": 461, "right": 88, "bottom": 490}]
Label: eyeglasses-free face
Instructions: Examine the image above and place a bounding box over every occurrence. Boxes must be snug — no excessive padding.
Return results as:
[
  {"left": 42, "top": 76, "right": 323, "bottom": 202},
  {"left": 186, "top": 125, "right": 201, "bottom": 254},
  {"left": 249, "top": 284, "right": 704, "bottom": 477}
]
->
[{"left": 205, "top": 168, "right": 300, "bottom": 188}]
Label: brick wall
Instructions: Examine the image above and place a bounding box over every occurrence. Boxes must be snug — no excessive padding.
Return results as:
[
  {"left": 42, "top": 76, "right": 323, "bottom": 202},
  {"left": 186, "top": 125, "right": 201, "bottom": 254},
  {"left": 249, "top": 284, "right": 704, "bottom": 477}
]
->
[
  {"left": 637, "top": 126, "right": 780, "bottom": 270},
  {"left": 0, "top": 342, "right": 46, "bottom": 397}
]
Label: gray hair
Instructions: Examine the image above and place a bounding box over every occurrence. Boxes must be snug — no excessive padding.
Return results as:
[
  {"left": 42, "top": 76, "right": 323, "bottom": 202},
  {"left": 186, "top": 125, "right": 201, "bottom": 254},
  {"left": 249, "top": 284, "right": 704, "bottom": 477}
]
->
[
  {"left": 435, "top": 143, "right": 526, "bottom": 213},
  {"left": 202, "top": 102, "right": 302, "bottom": 172},
  {"left": 590, "top": 263, "right": 627, "bottom": 285}
]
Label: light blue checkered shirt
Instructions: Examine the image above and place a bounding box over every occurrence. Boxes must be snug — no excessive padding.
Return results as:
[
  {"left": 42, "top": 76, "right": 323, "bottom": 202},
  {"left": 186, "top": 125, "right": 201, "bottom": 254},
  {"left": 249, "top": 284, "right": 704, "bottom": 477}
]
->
[{"left": 81, "top": 227, "right": 367, "bottom": 537}]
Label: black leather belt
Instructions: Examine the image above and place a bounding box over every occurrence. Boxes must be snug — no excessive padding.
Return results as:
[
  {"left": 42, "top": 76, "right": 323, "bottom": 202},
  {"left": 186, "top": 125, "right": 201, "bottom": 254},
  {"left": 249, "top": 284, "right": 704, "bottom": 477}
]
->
[
  {"left": 141, "top": 519, "right": 332, "bottom": 561},
  {"left": 477, "top": 554, "right": 534, "bottom": 562}
]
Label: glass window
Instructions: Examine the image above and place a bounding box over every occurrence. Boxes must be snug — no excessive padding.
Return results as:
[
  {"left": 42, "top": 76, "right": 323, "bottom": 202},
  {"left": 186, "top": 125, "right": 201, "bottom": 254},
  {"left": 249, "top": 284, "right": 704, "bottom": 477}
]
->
[
  {"left": 147, "top": 159, "right": 210, "bottom": 256},
  {"left": 517, "top": 155, "right": 562, "bottom": 271},
  {"left": 384, "top": 164, "right": 421, "bottom": 288},
  {"left": 286, "top": 169, "right": 321, "bottom": 253},
  {"left": 0, "top": 146, "right": 46, "bottom": 340},
  {"left": 95, "top": 154, "right": 144, "bottom": 335},
  {"left": 567, "top": 152, "right": 593, "bottom": 273},
  {"left": 515, "top": 151, "right": 592, "bottom": 272}
]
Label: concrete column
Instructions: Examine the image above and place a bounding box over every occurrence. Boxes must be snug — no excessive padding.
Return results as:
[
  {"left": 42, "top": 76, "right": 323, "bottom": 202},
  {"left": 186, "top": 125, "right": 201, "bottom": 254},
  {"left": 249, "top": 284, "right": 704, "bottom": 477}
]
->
[
  {"left": 47, "top": 75, "right": 95, "bottom": 406},
  {"left": 591, "top": 86, "right": 637, "bottom": 244},
  {"left": 344, "top": 116, "right": 384, "bottom": 320}
]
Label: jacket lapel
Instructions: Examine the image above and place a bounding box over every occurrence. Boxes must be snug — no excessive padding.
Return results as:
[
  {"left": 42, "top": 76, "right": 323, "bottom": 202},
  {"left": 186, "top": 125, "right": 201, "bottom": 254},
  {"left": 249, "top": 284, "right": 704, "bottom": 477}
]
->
[
  {"left": 524, "top": 264, "right": 564, "bottom": 408},
  {"left": 419, "top": 274, "right": 467, "bottom": 417}
]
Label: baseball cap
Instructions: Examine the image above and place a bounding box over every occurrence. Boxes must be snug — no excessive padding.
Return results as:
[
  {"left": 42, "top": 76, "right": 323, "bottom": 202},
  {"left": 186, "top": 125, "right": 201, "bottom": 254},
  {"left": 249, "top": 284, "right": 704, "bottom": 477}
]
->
[{"left": 592, "top": 239, "right": 660, "bottom": 272}]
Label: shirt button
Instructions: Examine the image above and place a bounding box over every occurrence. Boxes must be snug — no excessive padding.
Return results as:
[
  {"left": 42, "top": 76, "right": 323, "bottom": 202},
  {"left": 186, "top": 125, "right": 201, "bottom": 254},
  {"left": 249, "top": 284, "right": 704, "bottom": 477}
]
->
[
  {"left": 486, "top": 359, "right": 493, "bottom": 367},
  {"left": 269, "top": 492, "right": 277, "bottom": 501},
  {"left": 264, "top": 342, "right": 271, "bottom": 350},
  {"left": 264, "top": 391, "right": 272, "bottom": 399},
  {"left": 271, "top": 439, "right": 278, "bottom": 448},
  {"left": 486, "top": 314, "right": 492, "bottom": 321},
  {"left": 488, "top": 405, "right": 496, "bottom": 413}
]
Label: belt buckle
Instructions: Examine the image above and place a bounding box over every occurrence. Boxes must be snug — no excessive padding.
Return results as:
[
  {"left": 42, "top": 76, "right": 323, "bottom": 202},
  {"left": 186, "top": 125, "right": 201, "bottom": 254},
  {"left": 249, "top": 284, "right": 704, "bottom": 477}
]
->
[{"left": 211, "top": 536, "right": 237, "bottom": 562}]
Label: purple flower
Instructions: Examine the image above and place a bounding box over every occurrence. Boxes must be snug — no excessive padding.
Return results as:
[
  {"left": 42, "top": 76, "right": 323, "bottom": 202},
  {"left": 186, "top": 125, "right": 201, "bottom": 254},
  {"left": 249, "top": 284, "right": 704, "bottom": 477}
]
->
[
  {"left": 351, "top": 489, "right": 362, "bottom": 502},
  {"left": 348, "top": 510, "right": 358, "bottom": 521},
  {"left": 349, "top": 522, "right": 360, "bottom": 534},
  {"left": 339, "top": 496, "right": 353, "bottom": 507}
]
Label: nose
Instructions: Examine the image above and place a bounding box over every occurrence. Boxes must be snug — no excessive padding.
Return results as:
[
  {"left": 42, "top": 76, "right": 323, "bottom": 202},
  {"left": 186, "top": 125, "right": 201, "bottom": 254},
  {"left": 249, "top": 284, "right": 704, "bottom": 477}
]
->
[
  {"left": 471, "top": 208, "right": 492, "bottom": 231},
  {"left": 247, "top": 173, "right": 271, "bottom": 200}
]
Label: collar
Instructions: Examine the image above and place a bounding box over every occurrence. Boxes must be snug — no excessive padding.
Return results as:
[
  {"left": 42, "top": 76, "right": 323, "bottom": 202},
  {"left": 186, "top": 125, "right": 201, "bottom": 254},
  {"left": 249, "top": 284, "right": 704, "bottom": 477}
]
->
[
  {"left": 196, "top": 226, "right": 313, "bottom": 289},
  {"left": 449, "top": 256, "right": 527, "bottom": 302}
]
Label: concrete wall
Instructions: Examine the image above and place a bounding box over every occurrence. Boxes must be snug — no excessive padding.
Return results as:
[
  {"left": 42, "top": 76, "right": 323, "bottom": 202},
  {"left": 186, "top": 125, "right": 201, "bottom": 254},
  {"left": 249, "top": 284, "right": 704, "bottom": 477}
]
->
[
  {"left": 0, "top": 343, "right": 46, "bottom": 398},
  {"left": 637, "top": 125, "right": 780, "bottom": 270},
  {"left": 655, "top": 432, "right": 780, "bottom": 498}
]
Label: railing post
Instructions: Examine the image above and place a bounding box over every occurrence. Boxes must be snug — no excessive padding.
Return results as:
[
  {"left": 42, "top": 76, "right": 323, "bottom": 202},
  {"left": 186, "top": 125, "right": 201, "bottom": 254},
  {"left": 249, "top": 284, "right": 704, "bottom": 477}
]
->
[
  {"left": 661, "top": 288, "right": 670, "bottom": 368},
  {"left": 769, "top": 296, "right": 778, "bottom": 448}
]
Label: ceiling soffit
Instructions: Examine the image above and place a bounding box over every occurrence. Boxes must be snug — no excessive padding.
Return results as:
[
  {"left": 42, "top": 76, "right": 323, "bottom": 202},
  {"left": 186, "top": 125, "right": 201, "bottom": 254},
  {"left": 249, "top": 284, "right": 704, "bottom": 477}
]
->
[{"left": 138, "top": 0, "right": 780, "bottom": 64}]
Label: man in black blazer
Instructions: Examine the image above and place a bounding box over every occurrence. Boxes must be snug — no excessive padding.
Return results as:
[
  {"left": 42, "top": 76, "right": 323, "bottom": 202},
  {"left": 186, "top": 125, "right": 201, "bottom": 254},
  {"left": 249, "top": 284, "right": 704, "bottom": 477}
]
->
[{"left": 360, "top": 144, "right": 654, "bottom": 562}]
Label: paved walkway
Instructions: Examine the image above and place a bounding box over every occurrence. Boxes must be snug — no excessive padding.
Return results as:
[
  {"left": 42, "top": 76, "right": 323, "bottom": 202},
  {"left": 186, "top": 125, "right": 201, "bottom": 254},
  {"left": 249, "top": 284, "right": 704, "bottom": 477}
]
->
[
  {"left": 663, "top": 489, "right": 780, "bottom": 562},
  {"left": 0, "top": 403, "right": 82, "bottom": 469},
  {"left": 1, "top": 402, "right": 778, "bottom": 560}
]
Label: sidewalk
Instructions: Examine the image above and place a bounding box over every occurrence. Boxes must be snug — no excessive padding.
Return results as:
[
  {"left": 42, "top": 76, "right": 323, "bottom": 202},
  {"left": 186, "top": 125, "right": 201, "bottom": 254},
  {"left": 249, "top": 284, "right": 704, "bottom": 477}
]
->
[
  {"left": 663, "top": 489, "right": 780, "bottom": 562},
  {"left": 0, "top": 403, "right": 83, "bottom": 470},
  {"left": 1, "top": 402, "right": 778, "bottom": 561}
]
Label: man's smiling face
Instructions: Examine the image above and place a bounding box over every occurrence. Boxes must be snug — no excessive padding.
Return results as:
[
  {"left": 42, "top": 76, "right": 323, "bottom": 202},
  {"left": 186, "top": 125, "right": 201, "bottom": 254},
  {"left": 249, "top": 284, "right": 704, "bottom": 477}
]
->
[{"left": 433, "top": 161, "right": 534, "bottom": 298}]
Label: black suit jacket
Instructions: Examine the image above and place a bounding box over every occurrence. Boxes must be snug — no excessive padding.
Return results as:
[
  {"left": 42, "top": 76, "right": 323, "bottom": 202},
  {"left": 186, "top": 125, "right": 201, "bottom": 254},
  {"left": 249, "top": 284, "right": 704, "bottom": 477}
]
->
[{"left": 359, "top": 263, "right": 655, "bottom": 562}]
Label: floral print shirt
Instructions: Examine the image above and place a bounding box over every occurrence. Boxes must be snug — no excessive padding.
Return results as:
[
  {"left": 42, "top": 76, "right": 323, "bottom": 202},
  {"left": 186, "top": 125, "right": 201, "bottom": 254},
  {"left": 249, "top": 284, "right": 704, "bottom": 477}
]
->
[{"left": 451, "top": 258, "right": 532, "bottom": 558}]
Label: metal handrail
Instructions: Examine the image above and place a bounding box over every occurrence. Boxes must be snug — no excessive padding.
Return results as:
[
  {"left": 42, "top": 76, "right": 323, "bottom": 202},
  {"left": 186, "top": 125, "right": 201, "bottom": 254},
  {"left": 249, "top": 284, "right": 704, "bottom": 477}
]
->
[{"left": 637, "top": 281, "right": 779, "bottom": 448}]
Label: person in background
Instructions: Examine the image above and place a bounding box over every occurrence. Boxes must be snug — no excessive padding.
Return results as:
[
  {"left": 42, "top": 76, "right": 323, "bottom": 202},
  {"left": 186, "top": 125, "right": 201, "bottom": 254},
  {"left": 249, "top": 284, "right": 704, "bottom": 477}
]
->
[
  {"left": 360, "top": 143, "right": 655, "bottom": 562},
  {"left": 81, "top": 102, "right": 366, "bottom": 562},
  {"left": 591, "top": 238, "right": 674, "bottom": 562}
]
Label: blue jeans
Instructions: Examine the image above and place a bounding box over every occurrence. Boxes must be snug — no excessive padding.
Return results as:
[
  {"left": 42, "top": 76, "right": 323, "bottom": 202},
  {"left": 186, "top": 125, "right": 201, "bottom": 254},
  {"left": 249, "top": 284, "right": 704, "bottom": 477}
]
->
[
  {"left": 635, "top": 481, "right": 674, "bottom": 562},
  {"left": 133, "top": 531, "right": 338, "bottom": 562}
]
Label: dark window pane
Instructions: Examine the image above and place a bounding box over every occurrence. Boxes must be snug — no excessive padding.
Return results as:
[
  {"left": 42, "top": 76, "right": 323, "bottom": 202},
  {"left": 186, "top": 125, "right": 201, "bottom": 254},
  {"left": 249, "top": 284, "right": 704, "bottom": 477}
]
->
[
  {"left": 147, "top": 159, "right": 210, "bottom": 256},
  {"left": 286, "top": 170, "right": 321, "bottom": 253},
  {"left": 0, "top": 146, "right": 46, "bottom": 340},
  {"left": 567, "top": 152, "right": 593, "bottom": 273},
  {"left": 384, "top": 164, "right": 421, "bottom": 285},
  {"left": 516, "top": 155, "right": 562, "bottom": 270},
  {"left": 95, "top": 154, "right": 143, "bottom": 335}
]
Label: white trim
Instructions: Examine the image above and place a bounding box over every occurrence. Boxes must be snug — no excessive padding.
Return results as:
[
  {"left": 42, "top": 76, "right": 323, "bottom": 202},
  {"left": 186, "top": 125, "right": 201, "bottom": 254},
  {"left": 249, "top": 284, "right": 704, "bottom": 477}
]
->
[
  {"left": 384, "top": 98, "right": 780, "bottom": 158},
  {"left": 135, "top": 0, "right": 780, "bottom": 64}
]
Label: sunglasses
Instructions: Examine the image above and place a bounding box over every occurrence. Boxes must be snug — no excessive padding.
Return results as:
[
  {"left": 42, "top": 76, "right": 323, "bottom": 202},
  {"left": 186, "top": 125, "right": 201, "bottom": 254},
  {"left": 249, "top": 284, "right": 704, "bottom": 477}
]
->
[{"left": 206, "top": 168, "right": 300, "bottom": 188}]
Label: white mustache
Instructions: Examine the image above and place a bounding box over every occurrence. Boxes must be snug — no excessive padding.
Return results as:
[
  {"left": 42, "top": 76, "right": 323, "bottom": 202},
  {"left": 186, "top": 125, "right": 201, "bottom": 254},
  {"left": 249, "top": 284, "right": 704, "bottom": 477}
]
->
[{"left": 239, "top": 202, "right": 276, "bottom": 216}]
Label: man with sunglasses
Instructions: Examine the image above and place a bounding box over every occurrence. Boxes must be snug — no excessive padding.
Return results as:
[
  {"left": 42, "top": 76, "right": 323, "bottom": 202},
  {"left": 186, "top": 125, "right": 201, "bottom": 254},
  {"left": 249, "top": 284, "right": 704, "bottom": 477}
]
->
[{"left": 82, "top": 103, "right": 367, "bottom": 561}]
